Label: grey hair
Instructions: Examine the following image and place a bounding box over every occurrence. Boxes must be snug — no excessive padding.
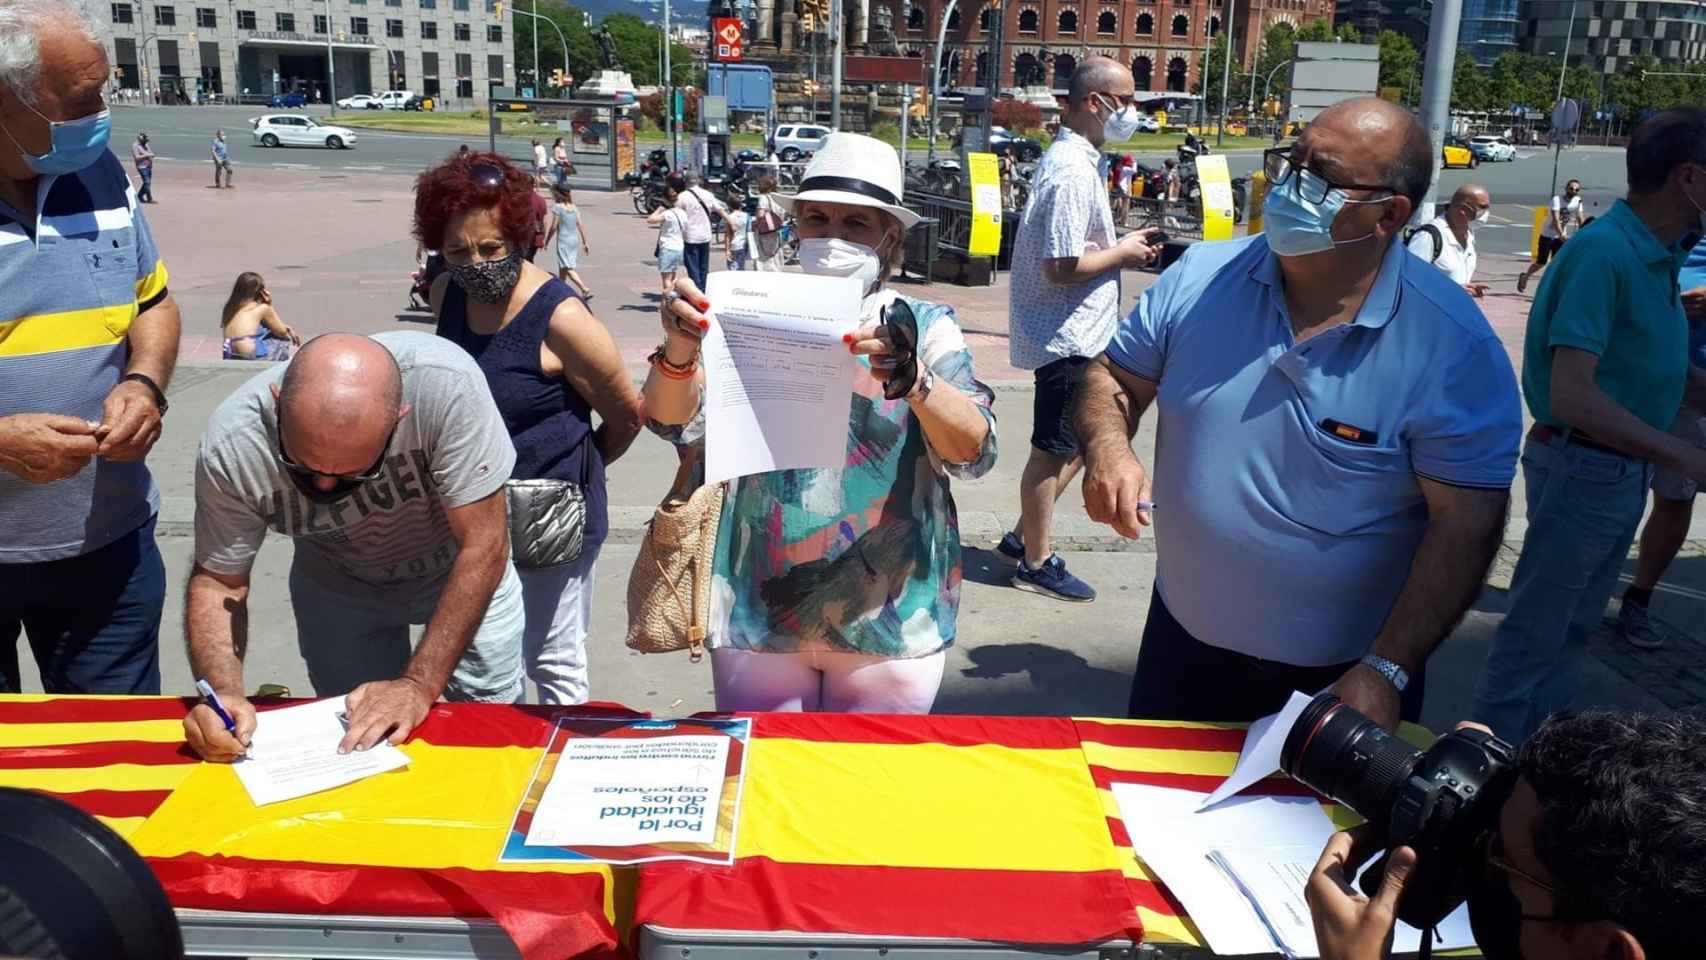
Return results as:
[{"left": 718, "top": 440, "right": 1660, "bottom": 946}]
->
[{"left": 0, "top": 0, "right": 102, "bottom": 107}]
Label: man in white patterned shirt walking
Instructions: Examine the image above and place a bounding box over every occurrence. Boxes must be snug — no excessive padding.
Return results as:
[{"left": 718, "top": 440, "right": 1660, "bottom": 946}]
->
[{"left": 1001, "top": 57, "right": 1160, "bottom": 601}]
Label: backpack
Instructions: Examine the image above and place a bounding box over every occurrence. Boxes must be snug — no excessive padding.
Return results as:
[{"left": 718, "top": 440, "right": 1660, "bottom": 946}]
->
[
  {"left": 752, "top": 196, "right": 784, "bottom": 258},
  {"left": 1403, "top": 223, "right": 1443, "bottom": 263}
]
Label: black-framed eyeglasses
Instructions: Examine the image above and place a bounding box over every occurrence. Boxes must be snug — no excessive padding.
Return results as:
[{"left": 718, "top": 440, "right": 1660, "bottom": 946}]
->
[
  {"left": 469, "top": 162, "right": 506, "bottom": 188},
  {"left": 1263, "top": 147, "right": 1396, "bottom": 204},
  {"left": 1477, "top": 828, "right": 1596, "bottom": 925},
  {"left": 274, "top": 410, "right": 397, "bottom": 484}
]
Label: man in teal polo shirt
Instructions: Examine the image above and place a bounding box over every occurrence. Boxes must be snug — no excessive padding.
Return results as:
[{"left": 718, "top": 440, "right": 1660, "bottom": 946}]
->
[{"left": 1472, "top": 108, "right": 1706, "bottom": 744}]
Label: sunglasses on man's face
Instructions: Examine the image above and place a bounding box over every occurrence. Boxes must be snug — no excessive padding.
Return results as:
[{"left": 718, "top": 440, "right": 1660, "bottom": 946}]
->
[{"left": 274, "top": 411, "right": 397, "bottom": 484}]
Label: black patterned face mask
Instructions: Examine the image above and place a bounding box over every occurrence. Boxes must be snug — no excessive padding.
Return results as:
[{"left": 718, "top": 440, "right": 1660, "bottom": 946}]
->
[{"left": 449, "top": 252, "right": 523, "bottom": 303}]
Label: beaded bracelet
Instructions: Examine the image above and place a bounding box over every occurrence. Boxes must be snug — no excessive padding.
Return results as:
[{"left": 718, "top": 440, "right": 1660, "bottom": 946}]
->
[{"left": 649, "top": 346, "right": 699, "bottom": 380}]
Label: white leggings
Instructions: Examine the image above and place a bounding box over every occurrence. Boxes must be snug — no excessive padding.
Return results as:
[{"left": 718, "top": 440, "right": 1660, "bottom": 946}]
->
[{"left": 710, "top": 647, "right": 947, "bottom": 714}]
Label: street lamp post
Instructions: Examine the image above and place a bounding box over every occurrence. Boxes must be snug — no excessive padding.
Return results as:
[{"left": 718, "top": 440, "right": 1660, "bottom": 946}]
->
[
  {"left": 1261, "top": 57, "right": 1290, "bottom": 130},
  {"left": 1216, "top": 0, "right": 1237, "bottom": 146},
  {"left": 926, "top": 0, "right": 959, "bottom": 165},
  {"left": 512, "top": 7, "right": 568, "bottom": 89},
  {"left": 325, "top": 0, "right": 339, "bottom": 114}
]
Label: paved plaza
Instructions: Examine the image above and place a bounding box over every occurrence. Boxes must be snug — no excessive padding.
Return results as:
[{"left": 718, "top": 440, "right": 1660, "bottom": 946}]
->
[{"left": 16, "top": 121, "right": 1705, "bottom": 730}]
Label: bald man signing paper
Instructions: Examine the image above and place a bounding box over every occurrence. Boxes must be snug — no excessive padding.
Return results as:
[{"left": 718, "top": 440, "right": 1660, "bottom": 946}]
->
[{"left": 184, "top": 332, "right": 522, "bottom": 760}]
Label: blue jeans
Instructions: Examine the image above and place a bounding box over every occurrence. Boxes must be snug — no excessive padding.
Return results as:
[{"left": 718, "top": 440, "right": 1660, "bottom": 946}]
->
[
  {"left": 683, "top": 242, "right": 711, "bottom": 292},
  {"left": 1471, "top": 435, "right": 1650, "bottom": 744},
  {"left": 0, "top": 514, "right": 165, "bottom": 694},
  {"left": 137, "top": 165, "right": 153, "bottom": 202}
]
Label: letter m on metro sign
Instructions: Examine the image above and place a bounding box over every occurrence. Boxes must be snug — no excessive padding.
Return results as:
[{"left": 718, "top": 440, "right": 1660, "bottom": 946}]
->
[{"left": 714, "top": 18, "right": 744, "bottom": 61}]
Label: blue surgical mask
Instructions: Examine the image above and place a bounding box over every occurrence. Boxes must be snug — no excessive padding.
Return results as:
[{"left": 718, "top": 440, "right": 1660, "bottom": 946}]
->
[
  {"left": 2, "top": 101, "right": 113, "bottom": 176},
  {"left": 1262, "top": 167, "right": 1390, "bottom": 257}
]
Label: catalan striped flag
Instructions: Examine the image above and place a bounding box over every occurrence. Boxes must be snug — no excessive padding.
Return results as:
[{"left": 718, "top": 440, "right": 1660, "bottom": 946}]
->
[
  {"left": 0, "top": 695, "right": 630, "bottom": 960},
  {"left": 635, "top": 713, "right": 1143, "bottom": 947}
]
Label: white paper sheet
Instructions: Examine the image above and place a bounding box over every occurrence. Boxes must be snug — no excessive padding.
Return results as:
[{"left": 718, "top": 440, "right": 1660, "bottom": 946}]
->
[
  {"left": 525, "top": 734, "right": 731, "bottom": 847},
  {"left": 1207, "top": 845, "right": 1478, "bottom": 958},
  {"left": 232, "top": 696, "right": 410, "bottom": 806},
  {"left": 1111, "top": 781, "right": 1336, "bottom": 956},
  {"left": 1201, "top": 690, "right": 1316, "bottom": 810},
  {"left": 701, "top": 271, "right": 863, "bottom": 486}
]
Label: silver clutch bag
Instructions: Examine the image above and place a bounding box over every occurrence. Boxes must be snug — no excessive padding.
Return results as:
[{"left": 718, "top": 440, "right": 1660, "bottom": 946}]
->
[{"left": 504, "top": 478, "right": 586, "bottom": 569}]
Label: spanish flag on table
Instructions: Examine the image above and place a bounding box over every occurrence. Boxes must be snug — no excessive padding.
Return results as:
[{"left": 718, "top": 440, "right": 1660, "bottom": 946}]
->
[
  {"left": 635, "top": 713, "right": 1143, "bottom": 947},
  {"left": 0, "top": 695, "right": 629, "bottom": 960}
]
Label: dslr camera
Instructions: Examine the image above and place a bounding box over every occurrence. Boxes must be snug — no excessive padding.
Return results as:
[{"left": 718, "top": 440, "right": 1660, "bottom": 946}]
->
[{"left": 1281, "top": 693, "right": 1518, "bottom": 928}]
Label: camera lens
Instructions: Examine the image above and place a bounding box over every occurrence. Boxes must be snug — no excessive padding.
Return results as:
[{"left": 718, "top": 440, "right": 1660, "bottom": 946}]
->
[{"left": 1281, "top": 693, "right": 1422, "bottom": 826}]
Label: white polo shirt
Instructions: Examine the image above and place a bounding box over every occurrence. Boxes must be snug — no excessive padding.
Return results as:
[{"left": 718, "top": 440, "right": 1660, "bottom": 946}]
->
[{"left": 1406, "top": 217, "right": 1477, "bottom": 287}]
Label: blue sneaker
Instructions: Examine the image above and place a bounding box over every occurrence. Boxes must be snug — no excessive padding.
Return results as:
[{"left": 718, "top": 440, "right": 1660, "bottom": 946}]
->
[
  {"left": 996, "top": 531, "right": 1025, "bottom": 562},
  {"left": 1013, "top": 554, "right": 1096, "bottom": 602}
]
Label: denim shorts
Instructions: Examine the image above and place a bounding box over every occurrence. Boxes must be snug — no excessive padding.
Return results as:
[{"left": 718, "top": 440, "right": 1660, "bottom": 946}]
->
[
  {"left": 1031, "top": 356, "right": 1091, "bottom": 457},
  {"left": 658, "top": 246, "right": 684, "bottom": 274}
]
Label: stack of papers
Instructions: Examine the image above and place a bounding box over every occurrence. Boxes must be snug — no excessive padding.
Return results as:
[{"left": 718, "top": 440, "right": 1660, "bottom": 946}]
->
[
  {"left": 1111, "top": 782, "right": 1475, "bottom": 957},
  {"left": 232, "top": 696, "right": 411, "bottom": 806}
]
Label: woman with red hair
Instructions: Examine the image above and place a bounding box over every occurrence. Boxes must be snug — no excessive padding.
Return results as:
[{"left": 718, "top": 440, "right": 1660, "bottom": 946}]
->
[{"left": 414, "top": 153, "right": 643, "bottom": 705}]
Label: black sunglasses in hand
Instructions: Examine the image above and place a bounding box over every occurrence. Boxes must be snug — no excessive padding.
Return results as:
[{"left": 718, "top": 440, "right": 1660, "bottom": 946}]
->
[{"left": 879, "top": 298, "right": 919, "bottom": 402}]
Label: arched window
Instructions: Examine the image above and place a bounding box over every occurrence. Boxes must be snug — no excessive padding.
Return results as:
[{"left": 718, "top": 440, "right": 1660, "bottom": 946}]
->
[
  {"left": 975, "top": 50, "right": 991, "bottom": 85},
  {"left": 1209, "top": 15, "right": 1220, "bottom": 36},
  {"left": 1052, "top": 52, "right": 1076, "bottom": 88},
  {"left": 1136, "top": 12, "right": 1153, "bottom": 34},
  {"left": 1014, "top": 51, "right": 1040, "bottom": 86},
  {"left": 1171, "top": 13, "right": 1189, "bottom": 36},
  {"left": 1166, "top": 56, "right": 1188, "bottom": 91},
  {"left": 1018, "top": 8, "right": 1039, "bottom": 33},
  {"left": 1059, "top": 9, "right": 1078, "bottom": 33},
  {"left": 979, "top": 5, "right": 993, "bottom": 31},
  {"left": 947, "top": 7, "right": 961, "bottom": 29},
  {"left": 1131, "top": 55, "right": 1152, "bottom": 90},
  {"left": 907, "top": 4, "right": 924, "bottom": 30},
  {"left": 1098, "top": 9, "right": 1117, "bottom": 33}
]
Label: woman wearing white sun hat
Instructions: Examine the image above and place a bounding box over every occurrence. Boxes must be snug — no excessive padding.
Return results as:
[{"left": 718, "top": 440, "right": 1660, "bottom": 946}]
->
[{"left": 642, "top": 133, "right": 999, "bottom": 714}]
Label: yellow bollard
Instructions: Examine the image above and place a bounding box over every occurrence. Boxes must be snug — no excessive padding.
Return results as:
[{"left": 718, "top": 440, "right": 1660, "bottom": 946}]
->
[
  {"left": 1246, "top": 171, "right": 1268, "bottom": 235},
  {"left": 1529, "top": 206, "right": 1548, "bottom": 262}
]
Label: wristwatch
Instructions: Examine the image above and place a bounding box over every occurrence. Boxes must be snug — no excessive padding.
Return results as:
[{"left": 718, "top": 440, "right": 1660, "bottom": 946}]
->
[
  {"left": 1360, "top": 653, "right": 1410, "bottom": 693},
  {"left": 908, "top": 366, "right": 935, "bottom": 403},
  {"left": 119, "top": 372, "right": 168, "bottom": 414}
]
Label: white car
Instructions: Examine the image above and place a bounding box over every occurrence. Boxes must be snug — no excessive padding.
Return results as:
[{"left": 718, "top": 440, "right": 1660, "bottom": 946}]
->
[
  {"left": 336, "top": 93, "right": 382, "bottom": 109},
  {"left": 1133, "top": 112, "right": 1161, "bottom": 133},
  {"left": 1468, "top": 135, "right": 1516, "bottom": 162},
  {"left": 374, "top": 90, "right": 415, "bottom": 110},
  {"left": 769, "top": 123, "right": 833, "bottom": 161},
  {"left": 250, "top": 114, "right": 359, "bottom": 150}
]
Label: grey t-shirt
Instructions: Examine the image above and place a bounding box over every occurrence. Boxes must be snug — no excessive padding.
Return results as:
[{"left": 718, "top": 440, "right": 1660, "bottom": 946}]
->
[{"left": 193, "top": 331, "right": 514, "bottom": 598}]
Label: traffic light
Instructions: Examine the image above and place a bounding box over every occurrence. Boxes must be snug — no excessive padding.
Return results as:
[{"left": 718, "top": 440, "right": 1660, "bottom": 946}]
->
[
  {"left": 493, "top": 1, "right": 502, "bottom": 16},
  {"left": 550, "top": 67, "right": 565, "bottom": 88}
]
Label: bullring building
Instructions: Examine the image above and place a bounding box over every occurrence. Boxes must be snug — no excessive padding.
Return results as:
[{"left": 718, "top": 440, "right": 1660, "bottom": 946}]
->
[{"left": 104, "top": 0, "right": 514, "bottom": 105}]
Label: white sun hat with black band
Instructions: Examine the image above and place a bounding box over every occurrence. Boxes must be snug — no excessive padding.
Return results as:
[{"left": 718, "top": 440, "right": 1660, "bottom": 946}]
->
[{"left": 772, "top": 132, "right": 922, "bottom": 230}]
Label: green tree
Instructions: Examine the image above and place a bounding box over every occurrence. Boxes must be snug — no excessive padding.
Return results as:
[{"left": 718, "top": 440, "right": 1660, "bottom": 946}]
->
[
  {"left": 1295, "top": 19, "right": 1335, "bottom": 42},
  {"left": 592, "top": 12, "right": 700, "bottom": 87},
  {"left": 1449, "top": 46, "right": 1490, "bottom": 111},
  {"left": 1252, "top": 21, "right": 1297, "bottom": 107},
  {"left": 1336, "top": 23, "right": 1364, "bottom": 43},
  {"left": 1376, "top": 30, "right": 1419, "bottom": 104},
  {"left": 511, "top": 0, "right": 600, "bottom": 92}
]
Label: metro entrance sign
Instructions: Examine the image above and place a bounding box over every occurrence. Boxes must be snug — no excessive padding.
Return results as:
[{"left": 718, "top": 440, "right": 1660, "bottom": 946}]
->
[{"left": 714, "top": 18, "right": 744, "bottom": 62}]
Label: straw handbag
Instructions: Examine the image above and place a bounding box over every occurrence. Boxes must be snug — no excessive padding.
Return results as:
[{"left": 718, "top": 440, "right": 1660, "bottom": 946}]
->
[{"left": 625, "top": 452, "right": 725, "bottom": 662}]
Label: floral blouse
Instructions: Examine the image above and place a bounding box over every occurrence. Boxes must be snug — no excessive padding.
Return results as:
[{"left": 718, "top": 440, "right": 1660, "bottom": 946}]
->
[{"left": 651, "top": 289, "right": 998, "bottom": 659}]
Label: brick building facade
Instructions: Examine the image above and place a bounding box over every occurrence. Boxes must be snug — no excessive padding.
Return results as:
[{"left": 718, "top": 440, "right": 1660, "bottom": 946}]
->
[{"left": 752, "top": 0, "right": 1333, "bottom": 97}]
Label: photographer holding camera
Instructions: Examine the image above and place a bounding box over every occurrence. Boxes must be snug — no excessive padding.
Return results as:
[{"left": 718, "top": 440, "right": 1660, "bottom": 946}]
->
[{"left": 1300, "top": 710, "right": 1706, "bottom": 960}]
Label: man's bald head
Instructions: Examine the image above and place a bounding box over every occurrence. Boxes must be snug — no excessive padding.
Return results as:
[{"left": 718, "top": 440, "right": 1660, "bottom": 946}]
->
[
  {"left": 1068, "top": 56, "right": 1134, "bottom": 109},
  {"left": 1451, "top": 183, "right": 1490, "bottom": 208},
  {"left": 276, "top": 334, "right": 404, "bottom": 477},
  {"left": 1307, "top": 97, "right": 1434, "bottom": 211}
]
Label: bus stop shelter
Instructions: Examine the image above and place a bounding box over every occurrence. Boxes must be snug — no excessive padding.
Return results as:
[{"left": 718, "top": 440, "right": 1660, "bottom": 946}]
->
[{"left": 485, "top": 96, "right": 639, "bottom": 191}]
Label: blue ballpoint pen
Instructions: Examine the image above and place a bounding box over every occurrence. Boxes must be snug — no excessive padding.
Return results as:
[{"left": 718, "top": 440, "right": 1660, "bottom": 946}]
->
[{"left": 195, "top": 678, "right": 251, "bottom": 758}]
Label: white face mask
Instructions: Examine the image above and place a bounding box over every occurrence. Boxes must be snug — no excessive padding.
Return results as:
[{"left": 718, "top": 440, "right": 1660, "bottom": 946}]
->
[
  {"left": 797, "top": 236, "right": 885, "bottom": 289},
  {"left": 1467, "top": 208, "right": 1490, "bottom": 231},
  {"left": 1094, "top": 94, "right": 1142, "bottom": 143}
]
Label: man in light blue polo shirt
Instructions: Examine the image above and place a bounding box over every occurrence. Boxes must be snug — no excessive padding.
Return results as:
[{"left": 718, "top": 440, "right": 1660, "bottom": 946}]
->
[
  {"left": 1472, "top": 108, "right": 1706, "bottom": 744},
  {"left": 1077, "top": 97, "right": 1521, "bottom": 730}
]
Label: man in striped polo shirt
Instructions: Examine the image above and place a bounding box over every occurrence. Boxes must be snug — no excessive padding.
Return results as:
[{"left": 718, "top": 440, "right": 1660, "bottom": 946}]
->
[{"left": 0, "top": 0, "right": 182, "bottom": 694}]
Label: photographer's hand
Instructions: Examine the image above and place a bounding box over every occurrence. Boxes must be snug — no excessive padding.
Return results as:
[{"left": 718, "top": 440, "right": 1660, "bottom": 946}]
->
[
  {"left": 1306, "top": 827, "right": 1416, "bottom": 960},
  {"left": 1330, "top": 663, "right": 1401, "bottom": 733}
]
